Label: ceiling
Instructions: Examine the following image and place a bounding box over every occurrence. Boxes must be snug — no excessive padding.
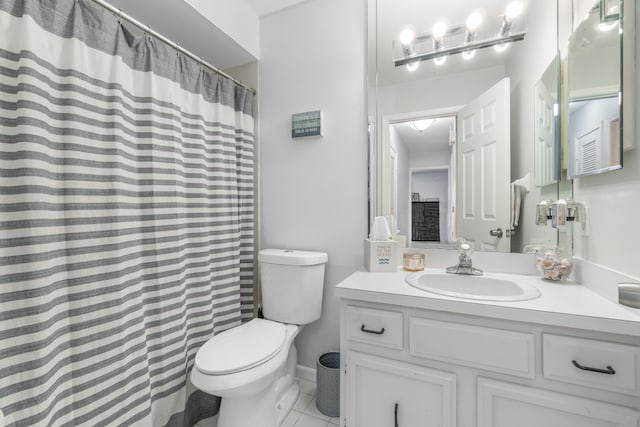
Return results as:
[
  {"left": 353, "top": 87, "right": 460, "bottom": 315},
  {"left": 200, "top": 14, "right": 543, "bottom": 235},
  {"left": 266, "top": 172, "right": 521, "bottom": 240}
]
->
[
  {"left": 371, "top": 0, "right": 530, "bottom": 87},
  {"left": 392, "top": 116, "right": 455, "bottom": 156},
  {"left": 106, "top": 0, "right": 253, "bottom": 69},
  {"left": 245, "top": 0, "right": 310, "bottom": 17},
  {"left": 105, "top": 0, "right": 312, "bottom": 70}
]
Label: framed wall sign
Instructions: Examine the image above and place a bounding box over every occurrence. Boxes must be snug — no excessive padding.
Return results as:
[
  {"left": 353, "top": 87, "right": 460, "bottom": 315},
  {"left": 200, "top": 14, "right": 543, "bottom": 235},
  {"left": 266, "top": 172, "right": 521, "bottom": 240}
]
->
[{"left": 291, "top": 110, "right": 323, "bottom": 138}]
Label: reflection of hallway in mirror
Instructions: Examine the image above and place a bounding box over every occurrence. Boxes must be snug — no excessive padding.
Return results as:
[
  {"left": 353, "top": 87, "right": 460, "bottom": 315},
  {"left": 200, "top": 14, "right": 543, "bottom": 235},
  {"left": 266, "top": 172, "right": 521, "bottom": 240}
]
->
[
  {"left": 412, "top": 172, "right": 447, "bottom": 242},
  {"left": 388, "top": 115, "right": 456, "bottom": 249},
  {"left": 412, "top": 199, "right": 440, "bottom": 241}
]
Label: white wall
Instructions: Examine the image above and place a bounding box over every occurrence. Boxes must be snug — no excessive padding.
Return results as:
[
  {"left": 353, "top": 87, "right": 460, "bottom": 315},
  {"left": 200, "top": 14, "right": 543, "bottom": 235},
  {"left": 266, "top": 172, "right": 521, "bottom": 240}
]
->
[
  {"left": 409, "top": 149, "right": 451, "bottom": 170},
  {"left": 259, "top": 0, "right": 368, "bottom": 368},
  {"left": 377, "top": 65, "right": 505, "bottom": 117}
]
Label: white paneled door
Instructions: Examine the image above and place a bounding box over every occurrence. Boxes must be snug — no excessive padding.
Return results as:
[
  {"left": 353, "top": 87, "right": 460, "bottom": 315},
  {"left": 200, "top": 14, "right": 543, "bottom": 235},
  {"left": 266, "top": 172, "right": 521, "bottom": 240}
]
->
[{"left": 457, "top": 78, "right": 511, "bottom": 252}]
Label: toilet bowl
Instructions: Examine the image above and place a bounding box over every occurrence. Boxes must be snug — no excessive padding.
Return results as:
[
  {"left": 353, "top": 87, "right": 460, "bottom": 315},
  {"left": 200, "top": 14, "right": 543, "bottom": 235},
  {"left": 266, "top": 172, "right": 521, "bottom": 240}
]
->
[
  {"left": 190, "top": 319, "right": 301, "bottom": 427},
  {"left": 191, "top": 248, "right": 328, "bottom": 427}
]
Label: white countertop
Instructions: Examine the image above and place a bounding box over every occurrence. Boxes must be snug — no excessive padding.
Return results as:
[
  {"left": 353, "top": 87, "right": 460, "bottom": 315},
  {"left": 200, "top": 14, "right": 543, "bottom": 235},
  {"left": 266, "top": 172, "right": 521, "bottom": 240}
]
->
[{"left": 335, "top": 268, "right": 640, "bottom": 337}]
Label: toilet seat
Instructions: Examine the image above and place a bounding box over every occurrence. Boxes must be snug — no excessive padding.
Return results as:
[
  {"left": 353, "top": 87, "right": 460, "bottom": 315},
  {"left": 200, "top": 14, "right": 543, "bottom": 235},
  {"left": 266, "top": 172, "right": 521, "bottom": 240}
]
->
[{"left": 195, "top": 319, "right": 286, "bottom": 375}]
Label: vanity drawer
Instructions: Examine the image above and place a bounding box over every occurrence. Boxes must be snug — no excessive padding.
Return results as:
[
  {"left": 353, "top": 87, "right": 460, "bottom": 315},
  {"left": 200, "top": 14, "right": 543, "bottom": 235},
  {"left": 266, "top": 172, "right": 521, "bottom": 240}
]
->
[
  {"left": 409, "top": 317, "right": 535, "bottom": 378},
  {"left": 345, "top": 306, "right": 403, "bottom": 349},
  {"left": 543, "top": 334, "right": 640, "bottom": 395}
]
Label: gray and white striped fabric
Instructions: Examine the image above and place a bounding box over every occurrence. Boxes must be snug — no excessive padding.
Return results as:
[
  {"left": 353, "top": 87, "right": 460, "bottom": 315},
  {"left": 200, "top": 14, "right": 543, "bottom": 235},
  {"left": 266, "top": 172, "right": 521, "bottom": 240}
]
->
[{"left": 0, "top": 0, "right": 255, "bottom": 425}]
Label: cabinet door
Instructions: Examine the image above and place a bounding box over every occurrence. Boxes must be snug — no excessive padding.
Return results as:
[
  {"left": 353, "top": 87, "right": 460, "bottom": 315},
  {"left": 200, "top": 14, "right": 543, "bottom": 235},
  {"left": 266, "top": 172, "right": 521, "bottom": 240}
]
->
[
  {"left": 346, "top": 351, "right": 456, "bottom": 427},
  {"left": 478, "top": 378, "right": 640, "bottom": 427}
]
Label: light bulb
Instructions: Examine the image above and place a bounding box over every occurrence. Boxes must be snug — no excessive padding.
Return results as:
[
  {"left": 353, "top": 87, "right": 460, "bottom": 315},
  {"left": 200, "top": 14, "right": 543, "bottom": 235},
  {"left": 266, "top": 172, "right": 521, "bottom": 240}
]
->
[
  {"left": 410, "top": 119, "right": 435, "bottom": 131},
  {"left": 462, "top": 50, "right": 476, "bottom": 60},
  {"left": 505, "top": 1, "right": 524, "bottom": 21},
  {"left": 399, "top": 28, "right": 415, "bottom": 46},
  {"left": 434, "top": 56, "right": 446, "bottom": 66},
  {"left": 466, "top": 12, "right": 483, "bottom": 31},
  {"left": 432, "top": 21, "right": 447, "bottom": 39},
  {"left": 406, "top": 62, "right": 419, "bottom": 72},
  {"left": 494, "top": 43, "right": 509, "bottom": 53}
]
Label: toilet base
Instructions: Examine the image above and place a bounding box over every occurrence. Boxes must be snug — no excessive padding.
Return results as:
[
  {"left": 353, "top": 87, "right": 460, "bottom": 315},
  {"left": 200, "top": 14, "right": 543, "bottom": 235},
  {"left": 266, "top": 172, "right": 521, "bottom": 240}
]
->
[
  {"left": 216, "top": 372, "right": 300, "bottom": 427},
  {"left": 218, "top": 387, "right": 276, "bottom": 427},
  {"left": 275, "top": 381, "right": 299, "bottom": 425}
]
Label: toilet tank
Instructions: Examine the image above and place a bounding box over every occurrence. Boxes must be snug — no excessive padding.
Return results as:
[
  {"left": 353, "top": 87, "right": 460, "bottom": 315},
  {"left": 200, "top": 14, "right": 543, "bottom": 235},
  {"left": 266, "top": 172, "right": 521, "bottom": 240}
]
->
[{"left": 259, "top": 249, "right": 328, "bottom": 325}]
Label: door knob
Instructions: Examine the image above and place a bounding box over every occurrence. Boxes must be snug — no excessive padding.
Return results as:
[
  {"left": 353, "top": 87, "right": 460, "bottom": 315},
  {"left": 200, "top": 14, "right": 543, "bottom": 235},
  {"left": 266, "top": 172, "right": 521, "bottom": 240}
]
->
[{"left": 489, "top": 228, "right": 503, "bottom": 238}]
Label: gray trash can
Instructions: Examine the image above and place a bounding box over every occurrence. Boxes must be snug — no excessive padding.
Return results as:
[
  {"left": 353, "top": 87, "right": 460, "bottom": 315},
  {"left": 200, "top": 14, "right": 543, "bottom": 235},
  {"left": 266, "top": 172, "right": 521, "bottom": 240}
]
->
[{"left": 316, "top": 352, "right": 340, "bottom": 417}]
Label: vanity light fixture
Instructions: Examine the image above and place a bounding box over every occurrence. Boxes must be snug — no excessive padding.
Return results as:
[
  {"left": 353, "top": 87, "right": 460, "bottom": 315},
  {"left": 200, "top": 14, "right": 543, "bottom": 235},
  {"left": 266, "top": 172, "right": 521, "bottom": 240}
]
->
[
  {"left": 432, "top": 21, "right": 447, "bottom": 50},
  {"left": 499, "top": 1, "right": 524, "bottom": 37},
  {"left": 465, "top": 12, "right": 482, "bottom": 42},
  {"left": 393, "top": 1, "right": 526, "bottom": 68},
  {"left": 399, "top": 27, "right": 415, "bottom": 56},
  {"left": 462, "top": 50, "right": 476, "bottom": 60},
  {"left": 399, "top": 27, "right": 419, "bottom": 71},
  {"left": 463, "top": 12, "right": 482, "bottom": 60},
  {"left": 431, "top": 21, "right": 447, "bottom": 65},
  {"left": 434, "top": 56, "right": 447, "bottom": 65},
  {"left": 406, "top": 61, "right": 420, "bottom": 71}
]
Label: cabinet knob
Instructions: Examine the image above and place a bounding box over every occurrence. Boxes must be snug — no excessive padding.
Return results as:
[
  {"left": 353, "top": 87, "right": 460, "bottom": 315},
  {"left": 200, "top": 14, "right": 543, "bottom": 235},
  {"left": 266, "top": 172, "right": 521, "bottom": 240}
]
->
[
  {"left": 361, "top": 324, "right": 385, "bottom": 335},
  {"left": 572, "top": 359, "right": 616, "bottom": 375}
]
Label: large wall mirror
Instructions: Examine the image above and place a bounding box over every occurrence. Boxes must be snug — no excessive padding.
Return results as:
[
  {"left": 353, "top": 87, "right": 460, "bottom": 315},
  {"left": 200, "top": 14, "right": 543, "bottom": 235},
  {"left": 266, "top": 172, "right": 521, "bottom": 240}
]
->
[{"left": 368, "top": 0, "right": 561, "bottom": 253}]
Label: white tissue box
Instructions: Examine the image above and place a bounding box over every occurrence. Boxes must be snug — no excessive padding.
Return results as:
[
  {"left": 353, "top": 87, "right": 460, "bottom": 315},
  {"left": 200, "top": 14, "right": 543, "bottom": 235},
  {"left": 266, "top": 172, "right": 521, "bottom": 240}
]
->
[{"left": 364, "top": 239, "right": 398, "bottom": 272}]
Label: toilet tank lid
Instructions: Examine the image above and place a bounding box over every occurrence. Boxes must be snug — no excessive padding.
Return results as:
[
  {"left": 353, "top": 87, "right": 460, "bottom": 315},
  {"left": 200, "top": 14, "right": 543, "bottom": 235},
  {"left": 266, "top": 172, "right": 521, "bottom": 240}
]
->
[{"left": 259, "top": 249, "right": 328, "bottom": 266}]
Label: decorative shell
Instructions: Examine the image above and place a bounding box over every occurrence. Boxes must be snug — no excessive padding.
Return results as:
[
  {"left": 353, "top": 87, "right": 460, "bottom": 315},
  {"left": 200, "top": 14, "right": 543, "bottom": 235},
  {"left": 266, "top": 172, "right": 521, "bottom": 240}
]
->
[{"left": 535, "top": 248, "right": 573, "bottom": 281}]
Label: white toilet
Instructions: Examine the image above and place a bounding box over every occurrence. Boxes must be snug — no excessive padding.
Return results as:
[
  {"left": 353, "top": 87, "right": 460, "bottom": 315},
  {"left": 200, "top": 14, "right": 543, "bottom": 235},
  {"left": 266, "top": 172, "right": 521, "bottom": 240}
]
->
[{"left": 190, "top": 248, "right": 328, "bottom": 427}]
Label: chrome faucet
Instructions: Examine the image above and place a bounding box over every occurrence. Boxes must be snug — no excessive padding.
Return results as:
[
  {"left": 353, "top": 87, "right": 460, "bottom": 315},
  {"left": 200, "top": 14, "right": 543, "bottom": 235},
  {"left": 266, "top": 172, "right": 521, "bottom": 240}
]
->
[{"left": 446, "top": 240, "right": 483, "bottom": 276}]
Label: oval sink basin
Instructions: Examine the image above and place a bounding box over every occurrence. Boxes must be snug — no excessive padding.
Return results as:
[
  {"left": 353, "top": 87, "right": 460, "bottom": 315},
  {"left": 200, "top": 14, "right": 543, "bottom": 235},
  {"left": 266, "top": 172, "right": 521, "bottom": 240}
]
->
[{"left": 405, "top": 272, "right": 541, "bottom": 302}]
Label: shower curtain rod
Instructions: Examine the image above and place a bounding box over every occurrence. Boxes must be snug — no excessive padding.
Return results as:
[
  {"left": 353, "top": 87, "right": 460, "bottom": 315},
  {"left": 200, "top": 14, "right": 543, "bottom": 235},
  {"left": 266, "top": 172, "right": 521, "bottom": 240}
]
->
[{"left": 89, "top": 0, "right": 257, "bottom": 94}]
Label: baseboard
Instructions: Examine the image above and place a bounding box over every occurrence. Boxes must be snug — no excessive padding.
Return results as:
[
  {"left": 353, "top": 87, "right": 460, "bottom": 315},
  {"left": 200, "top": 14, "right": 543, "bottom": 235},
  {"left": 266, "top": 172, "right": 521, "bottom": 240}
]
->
[{"left": 295, "top": 364, "right": 316, "bottom": 382}]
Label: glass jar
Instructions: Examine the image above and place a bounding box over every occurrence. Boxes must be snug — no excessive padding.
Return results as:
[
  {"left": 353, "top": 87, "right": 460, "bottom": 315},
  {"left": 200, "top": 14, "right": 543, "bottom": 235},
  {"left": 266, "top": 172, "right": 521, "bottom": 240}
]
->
[
  {"left": 535, "top": 247, "right": 573, "bottom": 281},
  {"left": 403, "top": 252, "right": 425, "bottom": 272}
]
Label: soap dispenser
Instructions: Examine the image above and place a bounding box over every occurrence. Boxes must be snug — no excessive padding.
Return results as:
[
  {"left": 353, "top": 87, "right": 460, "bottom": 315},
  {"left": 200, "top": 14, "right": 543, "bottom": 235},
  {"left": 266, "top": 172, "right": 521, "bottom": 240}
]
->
[
  {"left": 551, "top": 199, "right": 567, "bottom": 230},
  {"left": 536, "top": 200, "right": 552, "bottom": 225}
]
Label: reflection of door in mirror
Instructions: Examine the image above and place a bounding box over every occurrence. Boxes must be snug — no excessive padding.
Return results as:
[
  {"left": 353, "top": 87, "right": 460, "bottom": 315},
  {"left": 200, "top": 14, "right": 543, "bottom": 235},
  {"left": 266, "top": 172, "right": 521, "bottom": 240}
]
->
[
  {"left": 389, "top": 145, "right": 398, "bottom": 219},
  {"left": 457, "top": 78, "right": 511, "bottom": 252},
  {"left": 534, "top": 56, "right": 559, "bottom": 187}
]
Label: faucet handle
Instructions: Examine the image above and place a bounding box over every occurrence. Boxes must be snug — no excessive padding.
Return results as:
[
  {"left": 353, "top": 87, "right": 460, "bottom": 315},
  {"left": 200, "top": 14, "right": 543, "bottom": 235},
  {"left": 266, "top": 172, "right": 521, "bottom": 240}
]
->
[{"left": 457, "top": 239, "right": 473, "bottom": 255}]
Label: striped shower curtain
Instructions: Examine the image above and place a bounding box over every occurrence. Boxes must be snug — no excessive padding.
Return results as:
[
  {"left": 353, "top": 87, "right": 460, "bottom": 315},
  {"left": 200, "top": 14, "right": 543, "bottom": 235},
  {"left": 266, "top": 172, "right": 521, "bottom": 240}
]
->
[{"left": 0, "top": 0, "right": 255, "bottom": 425}]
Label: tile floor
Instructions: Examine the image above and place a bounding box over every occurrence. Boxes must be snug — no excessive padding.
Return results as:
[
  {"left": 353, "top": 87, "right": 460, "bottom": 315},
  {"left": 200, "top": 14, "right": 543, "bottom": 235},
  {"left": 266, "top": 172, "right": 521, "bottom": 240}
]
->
[
  {"left": 195, "top": 378, "right": 339, "bottom": 427},
  {"left": 282, "top": 378, "right": 339, "bottom": 427}
]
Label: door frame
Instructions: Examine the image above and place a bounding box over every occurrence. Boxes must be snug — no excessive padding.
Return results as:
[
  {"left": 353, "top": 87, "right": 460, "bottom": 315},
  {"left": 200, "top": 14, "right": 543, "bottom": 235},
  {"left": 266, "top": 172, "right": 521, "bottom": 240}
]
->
[{"left": 380, "top": 107, "right": 461, "bottom": 237}]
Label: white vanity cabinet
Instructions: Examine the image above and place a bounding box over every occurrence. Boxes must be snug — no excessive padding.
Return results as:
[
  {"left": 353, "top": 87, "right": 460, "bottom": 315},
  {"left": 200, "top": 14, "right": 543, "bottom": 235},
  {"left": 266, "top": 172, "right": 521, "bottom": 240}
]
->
[
  {"left": 477, "top": 378, "right": 640, "bottom": 427},
  {"left": 346, "top": 351, "right": 456, "bottom": 427},
  {"left": 339, "top": 299, "right": 640, "bottom": 427}
]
